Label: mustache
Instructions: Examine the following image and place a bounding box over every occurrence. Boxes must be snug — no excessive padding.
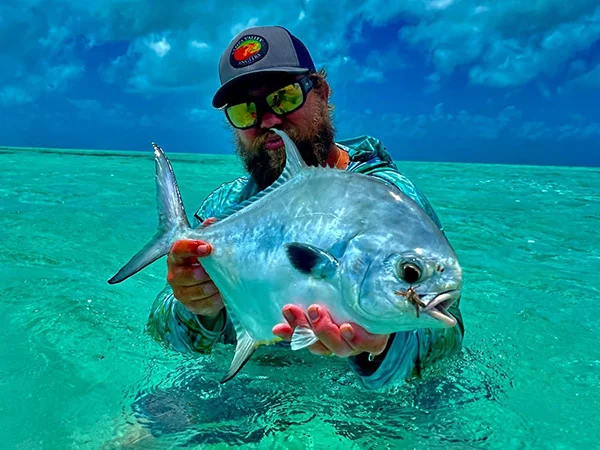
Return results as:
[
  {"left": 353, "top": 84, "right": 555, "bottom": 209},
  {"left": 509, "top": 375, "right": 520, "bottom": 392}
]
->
[{"left": 251, "top": 127, "right": 300, "bottom": 151}]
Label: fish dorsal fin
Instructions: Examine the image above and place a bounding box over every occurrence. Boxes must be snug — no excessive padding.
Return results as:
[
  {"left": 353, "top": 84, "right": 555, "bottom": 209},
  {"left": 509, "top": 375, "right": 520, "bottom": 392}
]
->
[
  {"left": 271, "top": 128, "right": 308, "bottom": 182},
  {"left": 212, "top": 129, "right": 307, "bottom": 222},
  {"left": 212, "top": 177, "right": 286, "bottom": 221},
  {"left": 285, "top": 242, "right": 339, "bottom": 279}
]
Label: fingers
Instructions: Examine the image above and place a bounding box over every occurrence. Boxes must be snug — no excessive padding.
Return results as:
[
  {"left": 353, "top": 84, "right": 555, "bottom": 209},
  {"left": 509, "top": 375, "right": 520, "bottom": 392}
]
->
[
  {"left": 273, "top": 304, "right": 310, "bottom": 342},
  {"left": 272, "top": 323, "right": 293, "bottom": 341},
  {"left": 167, "top": 264, "right": 210, "bottom": 287},
  {"left": 306, "top": 305, "right": 357, "bottom": 358},
  {"left": 178, "top": 292, "right": 224, "bottom": 316},
  {"left": 167, "top": 237, "right": 222, "bottom": 316},
  {"left": 202, "top": 217, "right": 218, "bottom": 227},
  {"left": 339, "top": 323, "right": 389, "bottom": 356},
  {"left": 281, "top": 304, "right": 311, "bottom": 329},
  {"left": 172, "top": 281, "right": 219, "bottom": 303},
  {"left": 273, "top": 304, "right": 389, "bottom": 359},
  {"left": 307, "top": 341, "right": 333, "bottom": 357},
  {"left": 168, "top": 240, "right": 212, "bottom": 266}
]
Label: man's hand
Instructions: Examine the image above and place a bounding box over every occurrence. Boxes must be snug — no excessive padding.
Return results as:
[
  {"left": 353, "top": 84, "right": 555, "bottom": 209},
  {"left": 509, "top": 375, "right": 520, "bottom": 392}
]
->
[
  {"left": 272, "top": 304, "right": 389, "bottom": 358},
  {"left": 167, "top": 218, "right": 223, "bottom": 324}
]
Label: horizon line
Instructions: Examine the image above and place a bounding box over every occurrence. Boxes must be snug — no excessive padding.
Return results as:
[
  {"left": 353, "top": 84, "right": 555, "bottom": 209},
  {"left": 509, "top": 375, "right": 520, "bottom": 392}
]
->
[{"left": 1, "top": 144, "right": 598, "bottom": 171}]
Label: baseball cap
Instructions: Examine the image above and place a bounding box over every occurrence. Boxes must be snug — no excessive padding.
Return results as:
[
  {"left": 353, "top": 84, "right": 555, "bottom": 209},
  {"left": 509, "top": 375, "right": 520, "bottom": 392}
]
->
[{"left": 212, "top": 26, "right": 316, "bottom": 108}]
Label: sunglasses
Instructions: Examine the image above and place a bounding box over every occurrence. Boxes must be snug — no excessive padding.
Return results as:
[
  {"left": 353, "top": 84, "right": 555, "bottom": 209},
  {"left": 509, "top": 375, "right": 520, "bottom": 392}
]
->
[{"left": 224, "top": 75, "right": 314, "bottom": 129}]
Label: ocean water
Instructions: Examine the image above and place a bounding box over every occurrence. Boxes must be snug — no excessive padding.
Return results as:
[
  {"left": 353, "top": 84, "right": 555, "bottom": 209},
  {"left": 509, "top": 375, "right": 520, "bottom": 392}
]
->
[{"left": 1, "top": 146, "right": 599, "bottom": 450}]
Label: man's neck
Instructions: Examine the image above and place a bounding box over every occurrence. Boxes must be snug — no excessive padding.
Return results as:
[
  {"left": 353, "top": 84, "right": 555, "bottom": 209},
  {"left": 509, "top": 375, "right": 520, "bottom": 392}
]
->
[{"left": 323, "top": 143, "right": 349, "bottom": 169}]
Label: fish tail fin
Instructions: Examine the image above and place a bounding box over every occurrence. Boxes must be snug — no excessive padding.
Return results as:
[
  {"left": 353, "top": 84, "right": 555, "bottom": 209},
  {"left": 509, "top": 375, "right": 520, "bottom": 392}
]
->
[{"left": 108, "top": 142, "right": 191, "bottom": 284}]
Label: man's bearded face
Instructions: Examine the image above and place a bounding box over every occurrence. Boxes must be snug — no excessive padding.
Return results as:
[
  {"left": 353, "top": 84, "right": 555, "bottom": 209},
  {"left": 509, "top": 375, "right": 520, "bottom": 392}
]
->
[{"left": 233, "top": 81, "right": 335, "bottom": 190}]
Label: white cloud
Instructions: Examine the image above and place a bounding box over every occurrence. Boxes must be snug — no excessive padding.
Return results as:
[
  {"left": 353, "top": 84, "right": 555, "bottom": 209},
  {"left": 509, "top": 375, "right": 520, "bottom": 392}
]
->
[
  {"left": 468, "top": 7, "right": 600, "bottom": 87},
  {"left": 341, "top": 102, "right": 599, "bottom": 143},
  {"left": 148, "top": 37, "right": 171, "bottom": 57},
  {"left": 424, "top": 72, "right": 442, "bottom": 94},
  {"left": 44, "top": 64, "right": 85, "bottom": 91},
  {"left": 230, "top": 18, "right": 260, "bottom": 37},
  {"left": 568, "top": 61, "right": 600, "bottom": 88},
  {"left": 1, "top": 0, "right": 599, "bottom": 109},
  {"left": 190, "top": 40, "right": 209, "bottom": 49},
  {"left": 428, "top": 0, "right": 456, "bottom": 11},
  {"left": 396, "top": 0, "right": 600, "bottom": 87},
  {"left": 0, "top": 86, "right": 33, "bottom": 106},
  {"left": 103, "top": 32, "right": 219, "bottom": 94},
  {"left": 0, "top": 62, "right": 83, "bottom": 107}
]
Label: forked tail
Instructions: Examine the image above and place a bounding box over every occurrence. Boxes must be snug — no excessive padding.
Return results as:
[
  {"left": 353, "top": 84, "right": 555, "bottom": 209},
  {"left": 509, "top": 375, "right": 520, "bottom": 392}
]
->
[{"left": 108, "top": 142, "right": 191, "bottom": 284}]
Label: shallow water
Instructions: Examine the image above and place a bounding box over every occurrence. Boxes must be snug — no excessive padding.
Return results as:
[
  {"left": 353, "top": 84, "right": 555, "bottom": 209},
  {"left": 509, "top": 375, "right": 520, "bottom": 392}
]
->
[{"left": 1, "top": 147, "right": 599, "bottom": 449}]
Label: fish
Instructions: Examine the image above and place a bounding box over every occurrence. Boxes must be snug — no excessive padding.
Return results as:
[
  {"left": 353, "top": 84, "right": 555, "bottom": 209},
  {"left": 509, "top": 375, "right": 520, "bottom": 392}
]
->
[{"left": 108, "top": 129, "right": 462, "bottom": 383}]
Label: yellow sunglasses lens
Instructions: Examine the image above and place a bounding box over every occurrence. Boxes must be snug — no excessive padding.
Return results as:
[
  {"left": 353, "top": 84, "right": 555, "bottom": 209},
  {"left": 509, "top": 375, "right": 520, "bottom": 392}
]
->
[
  {"left": 266, "top": 83, "right": 304, "bottom": 115},
  {"left": 226, "top": 102, "right": 257, "bottom": 128}
]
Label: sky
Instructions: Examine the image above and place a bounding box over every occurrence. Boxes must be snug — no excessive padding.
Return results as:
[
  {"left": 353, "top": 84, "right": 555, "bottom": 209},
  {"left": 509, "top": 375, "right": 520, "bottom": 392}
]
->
[{"left": 1, "top": 0, "right": 599, "bottom": 167}]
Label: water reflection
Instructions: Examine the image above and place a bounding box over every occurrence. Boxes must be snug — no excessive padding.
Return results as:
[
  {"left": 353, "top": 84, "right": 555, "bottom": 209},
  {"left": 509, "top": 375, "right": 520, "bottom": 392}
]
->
[{"left": 108, "top": 341, "right": 516, "bottom": 449}]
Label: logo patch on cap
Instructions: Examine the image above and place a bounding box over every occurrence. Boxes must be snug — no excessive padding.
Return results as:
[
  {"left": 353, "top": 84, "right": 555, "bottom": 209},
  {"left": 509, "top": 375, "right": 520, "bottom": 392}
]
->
[{"left": 230, "top": 35, "right": 268, "bottom": 68}]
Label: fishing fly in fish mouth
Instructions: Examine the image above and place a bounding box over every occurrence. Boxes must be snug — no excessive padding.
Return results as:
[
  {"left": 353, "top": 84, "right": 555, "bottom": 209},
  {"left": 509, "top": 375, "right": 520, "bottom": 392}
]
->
[
  {"left": 395, "top": 286, "right": 426, "bottom": 317},
  {"left": 108, "top": 26, "right": 465, "bottom": 386}
]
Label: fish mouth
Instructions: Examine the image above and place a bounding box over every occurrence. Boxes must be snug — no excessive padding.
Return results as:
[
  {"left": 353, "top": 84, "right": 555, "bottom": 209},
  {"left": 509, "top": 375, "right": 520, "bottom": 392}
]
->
[{"left": 421, "top": 290, "right": 461, "bottom": 327}]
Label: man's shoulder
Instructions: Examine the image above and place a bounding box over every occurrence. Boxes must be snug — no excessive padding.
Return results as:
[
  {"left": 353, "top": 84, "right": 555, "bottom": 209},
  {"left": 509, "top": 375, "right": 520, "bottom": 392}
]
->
[
  {"left": 193, "top": 176, "right": 252, "bottom": 224},
  {"left": 337, "top": 135, "right": 394, "bottom": 167},
  {"left": 339, "top": 135, "right": 444, "bottom": 231}
]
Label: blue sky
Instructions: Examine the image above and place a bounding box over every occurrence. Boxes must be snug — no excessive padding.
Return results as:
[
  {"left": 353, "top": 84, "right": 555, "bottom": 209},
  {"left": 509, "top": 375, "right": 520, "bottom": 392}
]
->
[{"left": 1, "top": 1, "right": 599, "bottom": 166}]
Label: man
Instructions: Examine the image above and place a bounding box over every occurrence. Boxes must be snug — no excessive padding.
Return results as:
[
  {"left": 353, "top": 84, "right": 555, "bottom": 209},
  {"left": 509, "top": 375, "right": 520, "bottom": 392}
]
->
[{"left": 147, "top": 25, "right": 464, "bottom": 390}]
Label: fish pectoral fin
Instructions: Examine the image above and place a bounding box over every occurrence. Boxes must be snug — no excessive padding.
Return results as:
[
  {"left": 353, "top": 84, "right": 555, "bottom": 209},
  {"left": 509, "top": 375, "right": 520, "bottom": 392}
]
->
[
  {"left": 290, "top": 326, "right": 319, "bottom": 350},
  {"left": 285, "top": 242, "right": 339, "bottom": 279},
  {"left": 221, "top": 331, "right": 259, "bottom": 384}
]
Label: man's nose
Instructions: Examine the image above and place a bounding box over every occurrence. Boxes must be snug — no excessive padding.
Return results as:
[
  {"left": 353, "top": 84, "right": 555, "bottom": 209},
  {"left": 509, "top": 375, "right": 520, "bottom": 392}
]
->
[{"left": 260, "top": 111, "right": 283, "bottom": 129}]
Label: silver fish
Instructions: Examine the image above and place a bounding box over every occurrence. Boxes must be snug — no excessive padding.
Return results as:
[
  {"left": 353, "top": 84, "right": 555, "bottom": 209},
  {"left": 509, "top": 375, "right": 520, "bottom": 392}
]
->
[{"left": 108, "top": 129, "right": 462, "bottom": 383}]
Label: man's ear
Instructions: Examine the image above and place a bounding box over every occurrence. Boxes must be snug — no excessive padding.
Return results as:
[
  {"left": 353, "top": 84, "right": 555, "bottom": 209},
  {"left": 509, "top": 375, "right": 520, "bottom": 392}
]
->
[{"left": 318, "top": 80, "right": 330, "bottom": 102}]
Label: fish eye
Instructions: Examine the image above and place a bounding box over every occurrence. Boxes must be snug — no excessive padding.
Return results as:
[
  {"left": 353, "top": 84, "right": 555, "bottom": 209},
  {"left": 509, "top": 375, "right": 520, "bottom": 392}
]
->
[{"left": 399, "top": 262, "right": 421, "bottom": 284}]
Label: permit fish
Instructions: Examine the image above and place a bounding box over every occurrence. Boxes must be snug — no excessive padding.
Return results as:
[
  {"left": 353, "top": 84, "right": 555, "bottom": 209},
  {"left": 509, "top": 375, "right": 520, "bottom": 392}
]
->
[{"left": 108, "top": 129, "right": 462, "bottom": 383}]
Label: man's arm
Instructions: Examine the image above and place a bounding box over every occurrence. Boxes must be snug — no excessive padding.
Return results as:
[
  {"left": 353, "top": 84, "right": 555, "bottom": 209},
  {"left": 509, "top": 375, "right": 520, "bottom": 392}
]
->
[
  {"left": 348, "top": 303, "right": 464, "bottom": 390},
  {"left": 347, "top": 168, "right": 465, "bottom": 389},
  {"left": 146, "top": 284, "right": 233, "bottom": 353}
]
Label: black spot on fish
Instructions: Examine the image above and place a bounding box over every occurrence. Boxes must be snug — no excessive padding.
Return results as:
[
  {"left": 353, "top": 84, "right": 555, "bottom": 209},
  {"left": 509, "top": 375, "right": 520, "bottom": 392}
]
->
[{"left": 286, "top": 243, "right": 320, "bottom": 275}]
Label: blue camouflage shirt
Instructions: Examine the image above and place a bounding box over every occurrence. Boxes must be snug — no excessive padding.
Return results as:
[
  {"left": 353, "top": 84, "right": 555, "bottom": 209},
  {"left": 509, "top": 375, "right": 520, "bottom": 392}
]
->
[{"left": 147, "top": 135, "right": 464, "bottom": 390}]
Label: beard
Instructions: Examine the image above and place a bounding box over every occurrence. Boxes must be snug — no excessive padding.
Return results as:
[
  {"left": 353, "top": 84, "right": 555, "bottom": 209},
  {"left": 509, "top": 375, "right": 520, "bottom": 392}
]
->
[{"left": 234, "top": 101, "right": 335, "bottom": 191}]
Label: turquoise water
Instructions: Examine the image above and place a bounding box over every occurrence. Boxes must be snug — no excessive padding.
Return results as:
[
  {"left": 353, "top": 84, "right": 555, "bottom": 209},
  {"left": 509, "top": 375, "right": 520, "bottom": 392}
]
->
[{"left": 1, "top": 146, "right": 599, "bottom": 449}]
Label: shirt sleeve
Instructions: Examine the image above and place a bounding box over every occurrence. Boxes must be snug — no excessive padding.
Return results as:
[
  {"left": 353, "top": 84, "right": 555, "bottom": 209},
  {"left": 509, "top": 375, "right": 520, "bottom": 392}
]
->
[
  {"left": 347, "top": 168, "right": 465, "bottom": 390},
  {"left": 146, "top": 284, "right": 234, "bottom": 353}
]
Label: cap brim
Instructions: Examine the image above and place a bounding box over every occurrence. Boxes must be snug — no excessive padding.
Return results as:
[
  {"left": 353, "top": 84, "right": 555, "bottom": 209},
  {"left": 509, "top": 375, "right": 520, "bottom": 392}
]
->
[{"left": 212, "top": 67, "right": 310, "bottom": 108}]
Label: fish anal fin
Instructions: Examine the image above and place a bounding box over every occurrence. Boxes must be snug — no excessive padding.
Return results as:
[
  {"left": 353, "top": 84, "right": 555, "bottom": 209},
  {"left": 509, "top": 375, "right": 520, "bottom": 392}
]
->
[
  {"left": 290, "top": 326, "right": 319, "bottom": 350},
  {"left": 221, "top": 330, "right": 259, "bottom": 384}
]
